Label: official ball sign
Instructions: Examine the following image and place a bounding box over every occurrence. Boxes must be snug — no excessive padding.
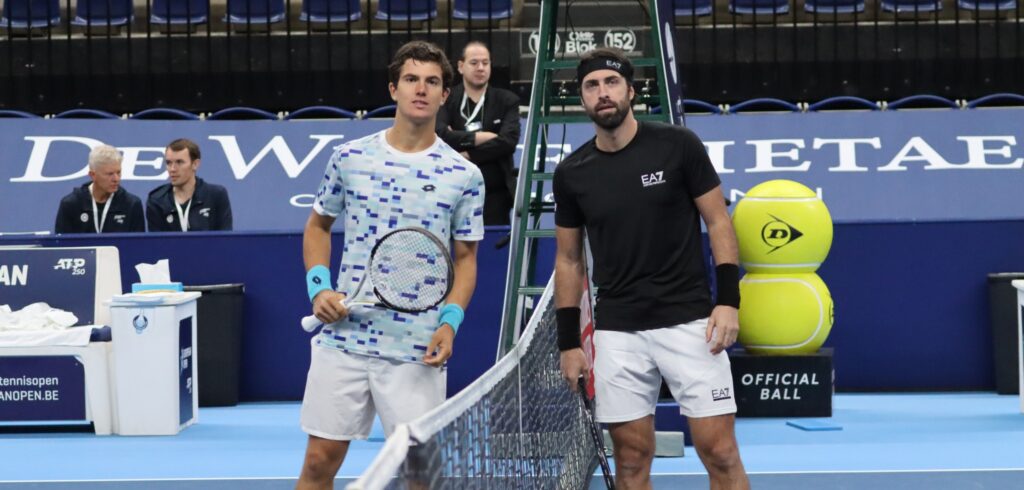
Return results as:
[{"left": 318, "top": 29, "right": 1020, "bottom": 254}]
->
[
  {"left": 730, "top": 348, "right": 834, "bottom": 417},
  {"left": 0, "top": 356, "right": 86, "bottom": 421}
]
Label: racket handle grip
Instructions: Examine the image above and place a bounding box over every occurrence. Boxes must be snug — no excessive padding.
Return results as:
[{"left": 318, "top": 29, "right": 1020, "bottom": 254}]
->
[{"left": 301, "top": 315, "right": 322, "bottom": 332}]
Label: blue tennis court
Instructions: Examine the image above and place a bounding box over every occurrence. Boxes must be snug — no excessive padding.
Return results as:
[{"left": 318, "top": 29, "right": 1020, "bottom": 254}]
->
[{"left": 2, "top": 393, "right": 1021, "bottom": 489}]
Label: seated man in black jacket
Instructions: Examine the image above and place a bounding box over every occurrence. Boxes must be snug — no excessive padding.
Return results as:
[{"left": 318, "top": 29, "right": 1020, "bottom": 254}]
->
[
  {"left": 54, "top": 145, "right": 145, "bottom": 234},
  {"left": 437, "top": 41, "right": 521, "bottom": 225},
  {"left": 147, "top": 138, "right": 233, "bottom": 232}
]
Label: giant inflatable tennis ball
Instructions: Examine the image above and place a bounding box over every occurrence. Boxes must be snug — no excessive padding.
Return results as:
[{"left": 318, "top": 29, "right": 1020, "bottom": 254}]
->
[
  {"left": 732, "top": 180, "right": 832, "bottom": 273},
  {"left": 738, "top": 272, "right": 834, "bottom": 355}
]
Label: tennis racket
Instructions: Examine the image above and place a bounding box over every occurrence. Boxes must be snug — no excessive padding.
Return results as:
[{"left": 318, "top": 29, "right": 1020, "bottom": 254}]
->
[
  {"left": 579, "top": 378, "right": 615, "bottom": 489},
  {"left": 301, "top": 227, "right": 454, "bottom": 332}
]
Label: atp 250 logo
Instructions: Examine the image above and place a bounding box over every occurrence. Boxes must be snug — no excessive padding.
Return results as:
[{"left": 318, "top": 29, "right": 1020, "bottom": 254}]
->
[{"left": 53, "top": 258, "right": 87, "bottom": 276}]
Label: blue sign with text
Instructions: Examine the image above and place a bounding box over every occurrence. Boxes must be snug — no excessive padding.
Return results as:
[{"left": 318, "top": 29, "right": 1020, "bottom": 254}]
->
[
  {"left": 0, "top": 356, "right": 86, "bottom": 422},
  {"left": 0, "top": 248, "right": 97, "bottom": 324},
  {"left": 0, "top": 110, "right": 1022, "bottom": 233}
]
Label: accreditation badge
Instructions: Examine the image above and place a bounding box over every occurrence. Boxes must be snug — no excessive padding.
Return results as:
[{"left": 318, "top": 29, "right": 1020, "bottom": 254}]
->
[{"left": 465, "top": 121, "right": 483, "bottom": 132}]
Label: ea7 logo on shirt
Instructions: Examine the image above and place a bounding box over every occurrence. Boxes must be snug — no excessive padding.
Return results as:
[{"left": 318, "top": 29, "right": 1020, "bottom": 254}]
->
[
  {"left": 711, "top": 387, "right": 732, "bottom": 401},
  {"left": 199, "top": 208, "right": 211, "bottom": 218},
  {"left": 641, "top": 171, "right": 665, "bottom": 187}
]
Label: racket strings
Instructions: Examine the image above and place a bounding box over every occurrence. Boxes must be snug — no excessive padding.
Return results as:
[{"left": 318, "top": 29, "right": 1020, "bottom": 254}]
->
[{"left": 369, "top": 230, "right": 452, "bottom": 311}]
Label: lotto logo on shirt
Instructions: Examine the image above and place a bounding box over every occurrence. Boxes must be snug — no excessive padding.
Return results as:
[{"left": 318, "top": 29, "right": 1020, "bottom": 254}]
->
[{"left": 641, "top": 171, "right": 665, "bottom": 187}]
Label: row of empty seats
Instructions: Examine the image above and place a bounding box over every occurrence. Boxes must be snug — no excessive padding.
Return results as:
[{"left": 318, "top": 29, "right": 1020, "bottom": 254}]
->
[
  {"left": 2, "top": 95, "right": 1022, "bottom": 120},
  {"left": 0, "top": 0, "right": 511, "bottom": 28},
  {"left": 676, "top": 0, "right": 1016, "bottom": 15}
]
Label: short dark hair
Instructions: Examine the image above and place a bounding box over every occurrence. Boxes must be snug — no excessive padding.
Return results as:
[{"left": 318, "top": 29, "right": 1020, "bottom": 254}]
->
[
  {"left": 461, "top": 40, "right": 489, "bottom": 61},
  {"left": 388, "top": 41, "right": 454, "bottom": 90},
  {"left": 578, "top": 47, "right": 634, "bottom": 83},
  {"left": 166, "top": 138, "right": 201, "bottom": 161}
]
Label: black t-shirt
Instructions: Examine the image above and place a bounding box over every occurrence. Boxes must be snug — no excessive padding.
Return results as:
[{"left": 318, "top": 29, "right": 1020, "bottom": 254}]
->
[{"left": 553, "top": 121, "right": 721, "bottom": 331}]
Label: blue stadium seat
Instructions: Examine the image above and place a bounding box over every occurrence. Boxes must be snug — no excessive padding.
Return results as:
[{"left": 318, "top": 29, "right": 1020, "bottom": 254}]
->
[
  {"left": 807, "top": 96, "right": 880, "bottom": 111},
  {"left": 674, "top": 0, "right": 713, "bottom": 16},
  {"left": 965, "top": 93, "right": 1024, "bottom": 109},
  {"left": 363, "top": 104, "right": 396, "bottom": 118},
  {"left": 0, "top": 109, "right": 41, "bottom": 118},
  {"left": 1, "top": 0, "right": 61, "bottom": 28},
  {"left": 880, "top": 0, "right": 941, "bottom": 12},
  {"left": 130, "top": 108, "right": 201, "bottom": 120},
  {"left": 208, "top": 106, "right": 279, "bottom": 120},
  {"left": 225, "top": 0, "right": 285, "bottom": 24},
  {"left": 54, "top": 108, "right": 121, "bottom": 119},
  {"left": 375, "top": 0, "right": 436, "bottom": 21},
  {"left": 729, "top": 97, "right": 801, "bottom": 114},
  {"left": 151, "top": 0, "right": 209, "bottom": 25},
  {"left": 886, "top": 94, "right": 958, "bottom": 110},
  {"left": 958, "top": 0, "right": 1016, "bottom": 9},
  {"left": 805, "top": 0, "right": 865, "bottom": 13},
  {"left": 452, "top": 0, "right": 513, "bottom": 20},
  {"left": 300, "top": 0, "right": 361, "bottom": 22},
  {"left": 683, "top": 99, "right": 723, "bottom": 114},
  {"left": 285, "top": 106, "right": 358, "bottom": 120},
  {"left": 730, "top": 0, "right": 789, "bottom": 14},
  {"left": 71, "top": 0, "right": 133, "bottom": 26}
]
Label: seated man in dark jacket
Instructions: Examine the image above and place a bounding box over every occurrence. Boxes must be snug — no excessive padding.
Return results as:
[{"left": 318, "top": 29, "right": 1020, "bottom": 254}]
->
[
  {"left": 147, "top": 138, "right": 233, "bottom": 232},
  {"left": 54, "top": 145, "right": 145, "bottom": 234},
  {"left": 437, "top": 41, "right": 521, "bottom": 225}
]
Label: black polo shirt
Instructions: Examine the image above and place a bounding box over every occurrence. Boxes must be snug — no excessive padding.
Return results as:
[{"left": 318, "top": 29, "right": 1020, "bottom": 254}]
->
[
  {"left": 146, "top": 178, "right": 233, "bottom": 232},
  {"left": 553, "top": 121, "right": 721, "bottom": 331},
  {"left": 54, "top": 183, "right": 146, "bottom": 234}
]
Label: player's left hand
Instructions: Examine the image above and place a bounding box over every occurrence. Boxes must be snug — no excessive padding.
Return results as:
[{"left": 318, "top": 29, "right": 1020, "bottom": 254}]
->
[
  {"left": 424, "top": 324, "right": 455, "bottom": 367},
  {"left": 706, "top": 305, "right": 739, "bottom": 355}
]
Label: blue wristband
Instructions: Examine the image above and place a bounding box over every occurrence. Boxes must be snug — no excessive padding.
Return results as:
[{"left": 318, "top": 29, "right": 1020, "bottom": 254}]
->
[
  {"left": 439, "top": 303, "right": 465, "bottom": 335},
  {"left": 306, "top": 265, "right": 332, "bottom": 303}
]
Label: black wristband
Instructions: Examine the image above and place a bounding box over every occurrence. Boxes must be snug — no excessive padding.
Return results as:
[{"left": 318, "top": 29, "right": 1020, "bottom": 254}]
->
[
  {"left": 715, "top": 263, "right": 741, "bottom": 308},
  {"left": 556, "top": 307, "right": 583, "bottom": 351}
]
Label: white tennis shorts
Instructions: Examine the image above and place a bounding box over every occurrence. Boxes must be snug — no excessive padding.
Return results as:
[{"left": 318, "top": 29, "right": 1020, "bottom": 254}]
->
[
  {"left": 593, "top": 318, "right": 737, "bottom": 423},
  {"left": 300, "top": 344, "right": 446, "bottom": 440}
]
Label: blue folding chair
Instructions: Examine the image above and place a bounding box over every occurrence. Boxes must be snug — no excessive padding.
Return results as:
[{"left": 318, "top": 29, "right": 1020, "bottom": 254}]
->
[
  {"left": 730, "top": 0, "right": 789, "bottom": 14},
  {"left": 151, "top": 0, "right": 209, "bottom": 25},
  {"left": 674, "top": 0, "right": 713, "bottom": 16},
  {"left": 375, "top": 0, "right": 437, "bottom": 21},
  {"left": 224, "top": 0, "right": 285, "bottom": 24},
  {"left": 71, "top": 0, "right": 133, "bottom": 26},
  {"left": 805, "top": 0, "right": 865, "bottom": 13},
  {"left": 452, "top": 0, "right": 513, "bottom": 20},
  {"left": 1, "top": 0, "right": 61, "bottom": 28},
  {"left": 880, "top": 0, "right": 941, "bottom": 12},
  {"left": 300, "top": 0, "right": 361, "bottom": 22}
]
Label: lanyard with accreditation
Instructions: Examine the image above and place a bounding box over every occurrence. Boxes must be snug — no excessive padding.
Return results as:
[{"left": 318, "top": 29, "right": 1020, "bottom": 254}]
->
[
  {"left": 460, "top": 89, "right": 486, "bottom": 132},
  {"left": 89, "top": 184, "right": 113, "bottom": 233}
]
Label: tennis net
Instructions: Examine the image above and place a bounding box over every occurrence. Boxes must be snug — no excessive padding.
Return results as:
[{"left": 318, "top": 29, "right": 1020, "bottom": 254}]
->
[{"left": 346, "top": 278, "right": 601, "bottom": 489}]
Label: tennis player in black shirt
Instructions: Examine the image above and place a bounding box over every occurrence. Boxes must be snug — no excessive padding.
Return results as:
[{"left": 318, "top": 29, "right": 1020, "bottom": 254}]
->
[{"left": 553, "top": 48, "right": 749, "bottom": 489}]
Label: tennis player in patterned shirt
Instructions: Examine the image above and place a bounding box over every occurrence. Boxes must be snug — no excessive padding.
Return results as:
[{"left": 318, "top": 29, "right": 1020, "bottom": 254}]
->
[{"left": 296, "top": 41, "right": 485, "bottom": 489}]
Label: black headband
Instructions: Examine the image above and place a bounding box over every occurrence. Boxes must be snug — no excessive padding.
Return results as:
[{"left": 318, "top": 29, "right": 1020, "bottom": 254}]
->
[{"left": 576, "top": 56, "right": 634, "bottom": 84}]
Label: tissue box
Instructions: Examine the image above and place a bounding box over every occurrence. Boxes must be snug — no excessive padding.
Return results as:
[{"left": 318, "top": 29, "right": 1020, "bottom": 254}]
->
[{"left": 131, "top": 283, "right": 184, "bottom": 293}]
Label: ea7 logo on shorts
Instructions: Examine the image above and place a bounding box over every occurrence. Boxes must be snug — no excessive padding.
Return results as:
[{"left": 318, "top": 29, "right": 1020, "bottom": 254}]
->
[
  {"left": 641, "top": 171, "right": 665, "bottom": 187},
  {"left": 711, "top": 388, "right": 732, "bottom": 401}
]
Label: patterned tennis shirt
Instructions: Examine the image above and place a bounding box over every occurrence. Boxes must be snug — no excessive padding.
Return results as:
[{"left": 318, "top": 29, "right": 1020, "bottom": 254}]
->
[{"left": 312, "top": 130, "right": 485, "bottom": 363}]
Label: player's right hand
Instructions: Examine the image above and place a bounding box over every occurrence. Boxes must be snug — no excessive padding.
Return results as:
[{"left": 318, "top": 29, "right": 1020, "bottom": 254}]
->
[
  {"left": 312, "top": 290, "right": 349, "bottom": 325},
  {"left": 560, "top": 348, "right": 589, "bottom": 392}
]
